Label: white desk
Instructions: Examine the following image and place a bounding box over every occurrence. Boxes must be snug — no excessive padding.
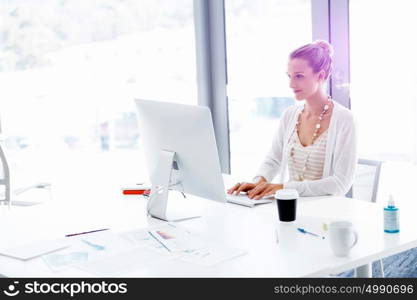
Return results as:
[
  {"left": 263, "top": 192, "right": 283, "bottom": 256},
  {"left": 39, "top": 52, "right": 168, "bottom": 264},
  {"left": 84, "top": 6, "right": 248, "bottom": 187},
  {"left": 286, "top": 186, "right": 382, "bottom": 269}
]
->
[{"left": 1, "top": 184, "right": 417, "bottom": 277}]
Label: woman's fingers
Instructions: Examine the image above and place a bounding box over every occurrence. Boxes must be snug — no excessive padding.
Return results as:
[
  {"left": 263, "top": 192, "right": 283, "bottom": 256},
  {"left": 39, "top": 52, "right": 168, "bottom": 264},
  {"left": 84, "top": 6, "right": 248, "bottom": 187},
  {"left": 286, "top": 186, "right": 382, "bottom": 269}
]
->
[
  {"left": 228, "top": 181, "right": 270, "bottom": 196},
  {"left": 227, "top": 183, "right": 241, "bottom": 194},
  {"left": 255, "top": 186, "right": 275, "bottom": 200},
  {"left": 235, "top": 182, "right": 253, "bottom": 195},
  {"left": 254, "top": 186, "right": 268, "bottom": 199},
  {"left": 255, "top": 185, "right": 281, "bottom": 200},
  {"left": 248, "top": 182, "right": 268, "bottom": 198}
]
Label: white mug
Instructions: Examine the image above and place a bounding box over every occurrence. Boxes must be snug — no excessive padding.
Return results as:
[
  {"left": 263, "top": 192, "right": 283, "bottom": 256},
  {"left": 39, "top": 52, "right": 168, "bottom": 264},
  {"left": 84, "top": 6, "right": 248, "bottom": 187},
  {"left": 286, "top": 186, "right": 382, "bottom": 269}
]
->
[{"left": 328, "top": 221, "right": 358, "bottom": 257}]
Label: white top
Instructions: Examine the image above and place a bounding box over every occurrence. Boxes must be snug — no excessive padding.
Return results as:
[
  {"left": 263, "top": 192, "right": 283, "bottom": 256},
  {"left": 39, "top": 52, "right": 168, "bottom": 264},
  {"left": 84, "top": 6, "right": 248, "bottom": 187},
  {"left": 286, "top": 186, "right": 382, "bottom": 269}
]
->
[
  {"left": 287, "top": 128, "right": 328, "bottom": 181},
  {"left": 255, "top": 101, "right": 357, "bottom": 196}
]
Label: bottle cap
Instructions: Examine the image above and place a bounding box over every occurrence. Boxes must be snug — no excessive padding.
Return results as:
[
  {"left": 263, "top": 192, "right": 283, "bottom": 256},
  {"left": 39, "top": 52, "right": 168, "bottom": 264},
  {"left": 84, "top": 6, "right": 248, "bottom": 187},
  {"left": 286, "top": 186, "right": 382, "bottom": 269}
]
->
[{"left": 388, "top": 194, "right": 395, "bottom": 207}]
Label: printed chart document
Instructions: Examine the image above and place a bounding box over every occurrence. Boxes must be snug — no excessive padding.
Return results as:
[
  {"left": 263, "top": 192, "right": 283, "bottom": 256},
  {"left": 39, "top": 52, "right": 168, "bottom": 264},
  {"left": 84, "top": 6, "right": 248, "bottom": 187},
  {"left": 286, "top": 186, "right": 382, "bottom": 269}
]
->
[
  {"left": 148, "top": 224, "right": 206, "bottom": 252},
  {"left": 42, "top": 224, "right": 246, "bottom": 275},
  {"left": 148, "top": 223, "right": 246, "bottom": 266},
  {"left": 75, "top": 247, "right": 170, "bottom": 276},
  {"left": 74, "top": 226, "right": 178, "bottom": 276},
  {"left": 43, "top": 230, "right": 147, "bottom": 272},
  {"left": 176, "top": 243, "right": 247, "bottom": 267},
  {"left": 43, "top": 250, "right": 89, "bottom": 272}
]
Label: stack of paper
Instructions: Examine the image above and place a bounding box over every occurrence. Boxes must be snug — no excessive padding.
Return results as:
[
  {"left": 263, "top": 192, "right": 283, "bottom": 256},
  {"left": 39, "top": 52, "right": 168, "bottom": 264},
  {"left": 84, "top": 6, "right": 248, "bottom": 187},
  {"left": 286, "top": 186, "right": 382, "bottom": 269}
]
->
[
  {"left": 34, "top": 224, "right": 247, "bottom": 276},
  {"left": 0, "top": 239, "right": 69, "bottom": 261}
]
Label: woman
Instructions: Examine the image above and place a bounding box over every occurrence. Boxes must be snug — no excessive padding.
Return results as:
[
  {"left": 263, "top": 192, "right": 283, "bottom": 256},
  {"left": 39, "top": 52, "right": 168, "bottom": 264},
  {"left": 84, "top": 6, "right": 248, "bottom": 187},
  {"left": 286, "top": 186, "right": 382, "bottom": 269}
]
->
[{"left": 228, "top": 40, "right": 357, "bottom": 199}]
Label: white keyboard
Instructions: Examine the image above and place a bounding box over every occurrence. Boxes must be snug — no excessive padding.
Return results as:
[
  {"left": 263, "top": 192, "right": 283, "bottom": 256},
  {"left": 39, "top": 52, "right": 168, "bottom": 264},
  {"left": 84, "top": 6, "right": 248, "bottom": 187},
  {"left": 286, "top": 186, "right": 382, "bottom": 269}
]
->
[{"left": 225, "top": 194, "right": 273, "bottom": 207}]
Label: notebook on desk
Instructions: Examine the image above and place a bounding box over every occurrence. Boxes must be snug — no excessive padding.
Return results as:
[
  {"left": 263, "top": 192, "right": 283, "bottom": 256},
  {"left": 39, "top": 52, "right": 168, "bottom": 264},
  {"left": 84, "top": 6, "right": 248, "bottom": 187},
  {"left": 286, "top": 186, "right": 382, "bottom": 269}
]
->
[{"left": 225, "top": 194, "right": 273, "bottom": 207}]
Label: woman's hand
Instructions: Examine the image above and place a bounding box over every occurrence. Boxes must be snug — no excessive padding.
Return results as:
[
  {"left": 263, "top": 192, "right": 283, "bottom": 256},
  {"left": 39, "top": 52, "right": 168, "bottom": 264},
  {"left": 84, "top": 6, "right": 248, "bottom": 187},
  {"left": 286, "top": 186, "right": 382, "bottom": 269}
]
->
[
  {"left": 247, "top": 183, "right": 284, "bottom": 200},
  {"left": 227, "top": 177, "right": 267, "bottom": 196}
]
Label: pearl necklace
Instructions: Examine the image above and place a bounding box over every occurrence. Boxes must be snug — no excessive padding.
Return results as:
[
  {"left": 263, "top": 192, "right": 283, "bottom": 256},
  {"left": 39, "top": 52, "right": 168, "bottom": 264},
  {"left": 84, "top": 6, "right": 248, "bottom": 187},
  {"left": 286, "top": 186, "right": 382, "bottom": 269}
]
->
[{"left": 290, "top": 97, "right": 332, "bottom": 181}]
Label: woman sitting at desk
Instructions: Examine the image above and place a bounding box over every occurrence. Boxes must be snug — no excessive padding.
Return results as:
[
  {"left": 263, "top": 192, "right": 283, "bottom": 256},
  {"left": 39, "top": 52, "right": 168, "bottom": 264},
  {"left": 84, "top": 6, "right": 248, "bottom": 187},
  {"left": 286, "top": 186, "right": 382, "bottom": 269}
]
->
[{"left": 228, "top": 40, "right": 357, "bottom": 199}]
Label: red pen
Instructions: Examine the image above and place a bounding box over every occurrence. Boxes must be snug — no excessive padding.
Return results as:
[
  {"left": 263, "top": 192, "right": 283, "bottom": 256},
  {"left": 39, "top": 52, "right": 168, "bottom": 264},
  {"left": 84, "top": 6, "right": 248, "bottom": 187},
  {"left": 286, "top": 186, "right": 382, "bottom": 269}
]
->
[
  {"left": 122, "top": 189, "right": 150, "bottom": 195},
  {"left": 121, "top": 183, "right": 151, "bottom": 195},
  {"left": 65, "top": 228, "right": 109, "bottom": 237}
]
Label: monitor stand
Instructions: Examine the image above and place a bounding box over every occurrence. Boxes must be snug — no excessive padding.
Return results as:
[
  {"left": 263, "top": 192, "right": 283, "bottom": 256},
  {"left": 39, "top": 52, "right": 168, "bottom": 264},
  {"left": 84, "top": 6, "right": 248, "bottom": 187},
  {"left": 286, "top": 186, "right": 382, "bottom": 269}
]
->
[{"left": 147, "top": 150, "right": 200, "bottom": 222}]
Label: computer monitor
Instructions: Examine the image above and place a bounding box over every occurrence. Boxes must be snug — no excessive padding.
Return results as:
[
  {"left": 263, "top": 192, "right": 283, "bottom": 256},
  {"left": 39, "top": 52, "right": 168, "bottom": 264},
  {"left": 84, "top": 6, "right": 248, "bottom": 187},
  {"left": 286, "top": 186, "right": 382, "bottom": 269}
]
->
[{"left": 134, "top": 99, "right": 226, "bottom": 221}]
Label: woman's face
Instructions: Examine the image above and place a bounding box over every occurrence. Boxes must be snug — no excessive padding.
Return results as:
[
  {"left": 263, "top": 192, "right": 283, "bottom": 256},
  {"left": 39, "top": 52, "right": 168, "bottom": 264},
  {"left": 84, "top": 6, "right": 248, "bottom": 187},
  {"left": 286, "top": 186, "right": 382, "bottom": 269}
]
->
[{"left": 287, "top": 58, "right": 324, "bottom": 101}]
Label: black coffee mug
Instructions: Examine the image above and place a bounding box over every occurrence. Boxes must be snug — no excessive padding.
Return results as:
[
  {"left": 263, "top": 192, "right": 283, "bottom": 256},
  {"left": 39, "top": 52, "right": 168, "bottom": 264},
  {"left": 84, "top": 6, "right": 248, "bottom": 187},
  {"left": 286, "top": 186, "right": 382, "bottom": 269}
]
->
[{"left": 275, "top": 189, "right": 299, "bottom": 222}]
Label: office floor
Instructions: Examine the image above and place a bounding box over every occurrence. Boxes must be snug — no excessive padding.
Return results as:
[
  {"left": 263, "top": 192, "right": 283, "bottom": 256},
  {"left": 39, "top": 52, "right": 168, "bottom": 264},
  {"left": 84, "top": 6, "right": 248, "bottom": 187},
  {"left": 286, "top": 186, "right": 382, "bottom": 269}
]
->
[{"left": 339, "top": 247, "right": 417, "bottom": 278}]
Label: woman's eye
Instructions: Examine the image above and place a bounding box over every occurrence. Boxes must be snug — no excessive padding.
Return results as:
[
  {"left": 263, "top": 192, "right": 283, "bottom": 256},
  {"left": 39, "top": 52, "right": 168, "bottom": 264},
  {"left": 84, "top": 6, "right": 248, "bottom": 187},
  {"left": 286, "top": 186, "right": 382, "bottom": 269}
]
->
[{"left": 296, "top": 74, "right": 303, "bottom": 79}]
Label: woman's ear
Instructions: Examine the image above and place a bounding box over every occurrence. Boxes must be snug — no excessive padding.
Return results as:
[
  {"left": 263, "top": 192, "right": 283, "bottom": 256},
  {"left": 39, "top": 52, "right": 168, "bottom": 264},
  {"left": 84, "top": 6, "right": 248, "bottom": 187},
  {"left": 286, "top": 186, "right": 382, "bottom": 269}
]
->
[{"left": 318, "top": 70, "right": 326, "bottom": 82}]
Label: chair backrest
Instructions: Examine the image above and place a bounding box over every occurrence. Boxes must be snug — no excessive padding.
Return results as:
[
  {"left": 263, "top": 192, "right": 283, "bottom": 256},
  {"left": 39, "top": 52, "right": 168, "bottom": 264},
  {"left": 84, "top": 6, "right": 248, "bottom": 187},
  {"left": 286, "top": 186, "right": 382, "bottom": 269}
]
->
[
  {"left": 346, "top": 159, "right": 383, "bottom": 203},
  {"left": 0, "top": 143, "right": 11, "bottom": 205}
]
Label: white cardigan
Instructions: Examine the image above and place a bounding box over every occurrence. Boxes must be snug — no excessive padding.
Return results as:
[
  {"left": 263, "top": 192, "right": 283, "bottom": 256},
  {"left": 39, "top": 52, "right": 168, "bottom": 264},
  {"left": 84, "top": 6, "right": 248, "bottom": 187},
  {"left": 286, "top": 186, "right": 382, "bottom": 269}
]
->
[{"left": 255, "top": 101, "right": 357, "bottom": 196}]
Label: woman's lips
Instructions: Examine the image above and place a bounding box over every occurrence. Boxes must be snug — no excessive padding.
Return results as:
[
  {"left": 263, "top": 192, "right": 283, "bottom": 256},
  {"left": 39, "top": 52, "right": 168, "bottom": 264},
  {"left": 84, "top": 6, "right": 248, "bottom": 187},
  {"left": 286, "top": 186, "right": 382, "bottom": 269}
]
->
[{"left": 294, "top": 90, "right": 302, "bottom": 93}]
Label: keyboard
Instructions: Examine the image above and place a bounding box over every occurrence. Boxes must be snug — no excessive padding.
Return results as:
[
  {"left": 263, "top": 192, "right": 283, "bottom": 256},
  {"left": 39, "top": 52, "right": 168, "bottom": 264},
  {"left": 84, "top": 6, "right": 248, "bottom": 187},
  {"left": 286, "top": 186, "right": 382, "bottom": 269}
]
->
[{"left": 225, "top": 193, "right": 273, "bottom": 207}]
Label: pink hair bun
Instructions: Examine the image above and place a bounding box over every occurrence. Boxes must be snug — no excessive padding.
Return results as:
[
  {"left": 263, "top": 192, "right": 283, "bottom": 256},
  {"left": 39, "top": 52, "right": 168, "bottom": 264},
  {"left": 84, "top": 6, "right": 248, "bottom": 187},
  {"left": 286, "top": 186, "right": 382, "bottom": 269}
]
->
[{"left": 313, "top": 40, "right": 334, "bottom": 57}]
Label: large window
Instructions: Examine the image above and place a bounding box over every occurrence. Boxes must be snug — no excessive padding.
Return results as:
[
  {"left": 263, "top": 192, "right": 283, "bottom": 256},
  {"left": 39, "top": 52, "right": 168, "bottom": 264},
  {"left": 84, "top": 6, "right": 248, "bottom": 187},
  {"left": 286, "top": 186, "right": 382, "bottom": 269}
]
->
[
  {"left": 0, "top": 0, "right": 196, "bottom": 192},
  {"left": 225, "top": 0, "right": 312, "bottom": 178},
  {"left": 349, "top": 0, "right": 417, "bottom": 201},
  {"left": 350, "top": 0, "right": 417, "bottom": 162}
]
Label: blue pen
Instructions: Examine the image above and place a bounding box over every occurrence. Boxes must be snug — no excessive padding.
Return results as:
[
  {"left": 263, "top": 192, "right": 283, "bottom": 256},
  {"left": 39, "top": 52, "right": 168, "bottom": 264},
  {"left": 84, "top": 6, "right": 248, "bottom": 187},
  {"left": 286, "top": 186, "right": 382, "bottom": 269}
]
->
[{"left": 297, "top": 227, "right": 326, "bottom": 239}]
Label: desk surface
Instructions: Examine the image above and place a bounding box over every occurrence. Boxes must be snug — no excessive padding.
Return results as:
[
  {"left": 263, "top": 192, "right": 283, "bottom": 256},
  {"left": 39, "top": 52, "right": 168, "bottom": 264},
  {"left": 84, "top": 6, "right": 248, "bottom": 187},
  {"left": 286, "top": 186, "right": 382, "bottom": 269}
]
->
[{"left": 1, "top": 182, "right": 417, "bottom": 277}]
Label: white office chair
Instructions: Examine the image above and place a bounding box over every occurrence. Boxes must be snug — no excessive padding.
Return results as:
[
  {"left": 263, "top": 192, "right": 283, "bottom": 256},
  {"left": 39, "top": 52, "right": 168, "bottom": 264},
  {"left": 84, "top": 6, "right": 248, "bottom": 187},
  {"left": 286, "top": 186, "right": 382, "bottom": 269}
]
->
[
  {"left": 0, "top": 143, "right": 52, "bottom": 207},
  {"left": 346, "top": 158, "right": 385, "bottom": 277},
  {"left": 0, "top": 143, "right": 11, "bottom": 208},
  {"left": 346, "top": 158, "right": 382, "bottom": 204}
]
